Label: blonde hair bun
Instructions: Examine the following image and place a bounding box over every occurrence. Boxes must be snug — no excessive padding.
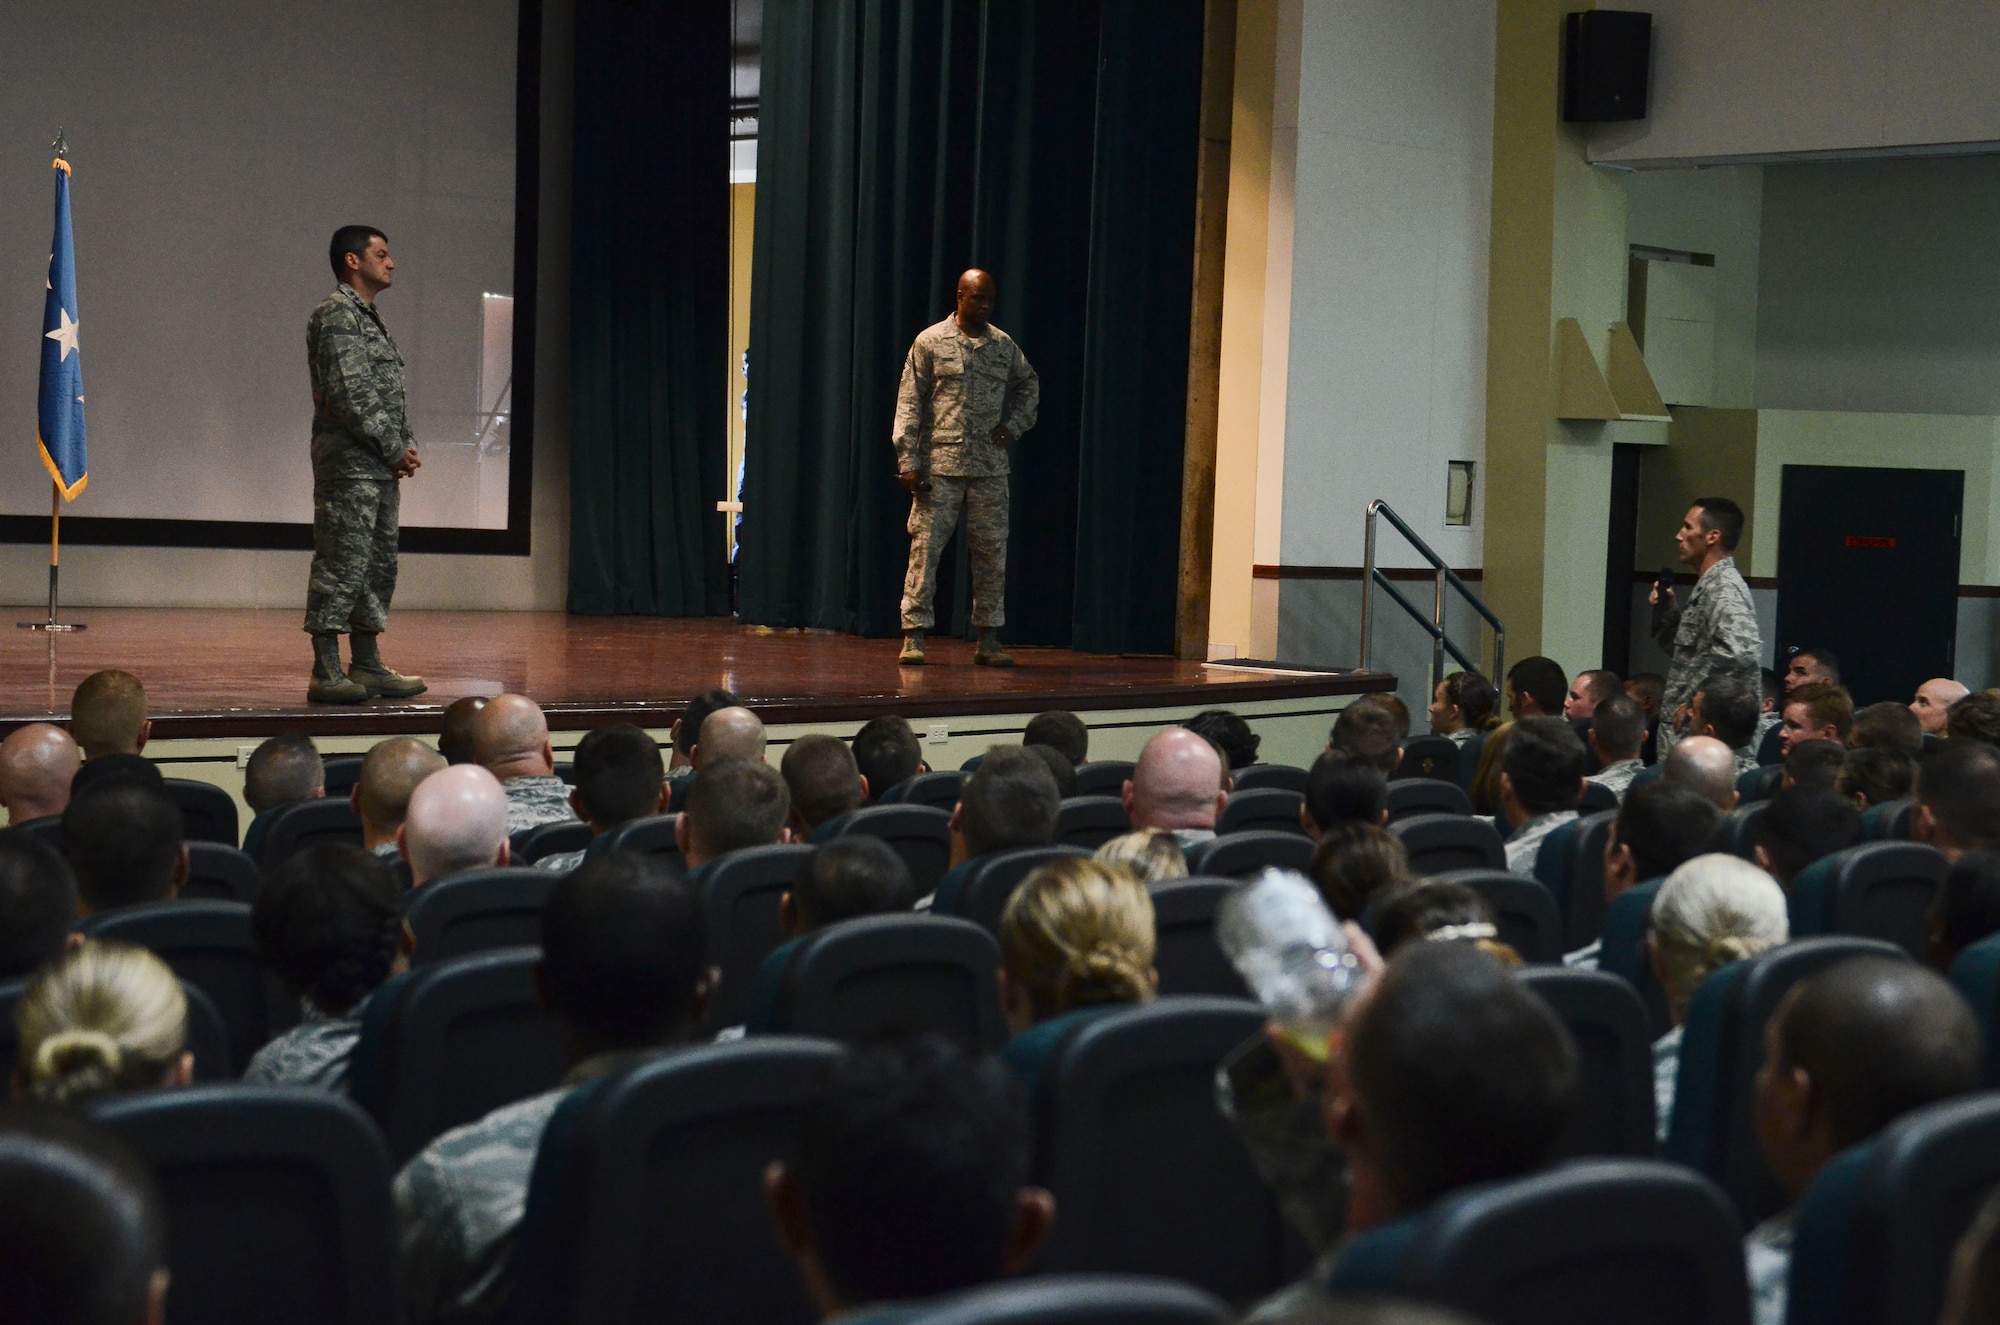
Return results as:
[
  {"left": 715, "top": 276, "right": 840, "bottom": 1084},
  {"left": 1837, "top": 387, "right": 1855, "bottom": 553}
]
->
[{"left": 1001, "top": 857, "right": 1159, "bottom": 1020}]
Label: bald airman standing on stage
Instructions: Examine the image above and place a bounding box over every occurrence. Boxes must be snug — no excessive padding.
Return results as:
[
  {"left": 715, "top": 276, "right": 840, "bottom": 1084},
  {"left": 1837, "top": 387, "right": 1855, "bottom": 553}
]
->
[{"left": 894, "top": 269, "right": 1039, "bottom": 668}]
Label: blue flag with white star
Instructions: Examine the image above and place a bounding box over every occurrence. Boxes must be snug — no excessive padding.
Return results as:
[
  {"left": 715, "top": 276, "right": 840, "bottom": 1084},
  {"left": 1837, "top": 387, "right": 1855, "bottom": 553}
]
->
[{"left": 39, "top": 157, "right": 86, "bottom": 500}]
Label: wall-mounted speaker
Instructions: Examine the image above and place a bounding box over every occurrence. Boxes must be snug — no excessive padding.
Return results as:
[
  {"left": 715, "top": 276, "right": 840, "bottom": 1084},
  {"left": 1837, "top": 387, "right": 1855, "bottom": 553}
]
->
[{"left": 1562, "top": 10, "right": 1651, "bottom": 123}]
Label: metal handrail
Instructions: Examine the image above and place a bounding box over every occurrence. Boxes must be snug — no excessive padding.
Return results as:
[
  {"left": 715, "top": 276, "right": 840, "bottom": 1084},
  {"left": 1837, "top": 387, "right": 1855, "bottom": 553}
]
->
[{"left": 1359, "top": 499, "right": 1505, "bottom": 687}]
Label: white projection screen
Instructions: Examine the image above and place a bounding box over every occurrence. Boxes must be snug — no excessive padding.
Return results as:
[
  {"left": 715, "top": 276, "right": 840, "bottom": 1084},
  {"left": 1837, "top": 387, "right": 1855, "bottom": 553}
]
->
[{"left": 0, "top": 1, "right": 527, "bottom": 548}]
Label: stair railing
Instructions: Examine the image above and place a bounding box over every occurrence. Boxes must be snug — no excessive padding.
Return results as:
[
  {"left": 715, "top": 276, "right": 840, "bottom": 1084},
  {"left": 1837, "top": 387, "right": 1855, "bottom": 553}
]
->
[{"left": 1358, "top": 499, "right": 1505, "bottom": 688}]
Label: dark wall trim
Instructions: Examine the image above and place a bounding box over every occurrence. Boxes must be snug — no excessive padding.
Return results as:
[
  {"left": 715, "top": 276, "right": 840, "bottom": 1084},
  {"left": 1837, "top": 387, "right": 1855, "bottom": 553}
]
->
[
  {"left": 1627, "top": 569, "right": 2000, "bottom": 597},
  {"left": 1254, "top": 564, "right": 1484, "bottom": 582},
  {"left": 0, "top": 0, "right": 542, "bottom": 558}
]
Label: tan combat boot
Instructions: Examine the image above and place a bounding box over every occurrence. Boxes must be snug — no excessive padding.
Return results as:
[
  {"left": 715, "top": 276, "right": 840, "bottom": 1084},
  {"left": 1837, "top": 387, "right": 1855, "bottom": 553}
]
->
[
  {"left": 973, "top": 629, "right": 1013, "bottom": 668},
  {"left": 306, "top": 633, "right": 369, "bottom": 704},
  {"left": 899, "top": 632, "right": 926, "bottom": 666},
  {"left": 348, "top": 633, "right": 428, "bottom": 698}
]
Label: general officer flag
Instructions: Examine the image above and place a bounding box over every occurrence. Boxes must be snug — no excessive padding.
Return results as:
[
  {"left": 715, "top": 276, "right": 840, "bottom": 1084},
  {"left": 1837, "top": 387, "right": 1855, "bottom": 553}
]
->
[{"left": 39, "top": 155, "right": 86, "bottom": 500}]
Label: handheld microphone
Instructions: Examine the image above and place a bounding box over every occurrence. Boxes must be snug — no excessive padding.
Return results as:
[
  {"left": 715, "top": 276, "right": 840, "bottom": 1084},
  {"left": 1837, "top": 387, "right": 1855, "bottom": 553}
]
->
[{"left": 1650, "top": 566, "right": 1676, "bottom": 635}]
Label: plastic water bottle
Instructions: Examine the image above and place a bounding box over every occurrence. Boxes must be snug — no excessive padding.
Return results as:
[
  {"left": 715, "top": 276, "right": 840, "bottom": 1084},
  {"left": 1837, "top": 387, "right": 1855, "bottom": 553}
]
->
[{"left": 1216, "top": 868, "right": 1363, "bottom": 1062}]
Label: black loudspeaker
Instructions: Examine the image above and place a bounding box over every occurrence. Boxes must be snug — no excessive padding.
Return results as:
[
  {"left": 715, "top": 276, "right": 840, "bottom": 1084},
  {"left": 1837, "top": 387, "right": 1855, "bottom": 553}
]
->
[{"left": 1562, "top": 10, "right": 1651, "bottom": 123}]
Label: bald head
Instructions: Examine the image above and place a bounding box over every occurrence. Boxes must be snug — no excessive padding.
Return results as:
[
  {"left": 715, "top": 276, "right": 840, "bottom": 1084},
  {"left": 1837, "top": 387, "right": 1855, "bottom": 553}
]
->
[
  {"left": 0, "top": 724, "right": 80, "bottom": 825},
  {"left": 1125, "top": 728, "right": 1227, "bottom": 832},
  {"left": 1664, "top": 735, "right": 1740, "bottom": 811},
  {"left": 473, "top": 694, "right": 554, "bottom": 780},
  {"left": 954, "top": 268, "right": 997, "bottom": 335},
  {"left": 354, "top": 736, "right": 448, "bottom": 848},
  {"left": 693, "top": 706, "right": 766, "bottom": 769},
  {"left": 439, "top": 696, "right": 490, "bottom": 765},
  {"left": 70, "top": 670, "right": 148, "bottom": 759},
  {"left": 402, "top": 765, "right": 511, "bottom": 885},
  {"left": 1912, "top": 678, "right": 1968, "bottom": 737}
]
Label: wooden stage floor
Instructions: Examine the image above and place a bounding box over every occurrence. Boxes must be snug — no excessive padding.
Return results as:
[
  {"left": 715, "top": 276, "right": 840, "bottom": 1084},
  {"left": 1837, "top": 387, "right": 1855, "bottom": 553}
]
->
[{"left": 0, "top": 610, "right": 1390, "bottom": 739}]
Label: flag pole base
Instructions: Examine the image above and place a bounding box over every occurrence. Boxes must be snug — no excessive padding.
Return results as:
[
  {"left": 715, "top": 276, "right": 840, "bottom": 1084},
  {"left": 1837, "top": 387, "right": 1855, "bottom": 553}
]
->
[
  {"left": 17, "top": 622, "right": 84, "bottom": 631},
  {"left": 18, "top": 561, "right": 83, "bottom": 629}
]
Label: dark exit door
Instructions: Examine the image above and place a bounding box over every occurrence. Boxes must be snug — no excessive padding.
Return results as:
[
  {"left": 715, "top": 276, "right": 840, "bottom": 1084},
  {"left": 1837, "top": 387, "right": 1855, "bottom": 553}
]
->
[{"left": 1775, "top": 465, "right": 1962, "bottom": 705}]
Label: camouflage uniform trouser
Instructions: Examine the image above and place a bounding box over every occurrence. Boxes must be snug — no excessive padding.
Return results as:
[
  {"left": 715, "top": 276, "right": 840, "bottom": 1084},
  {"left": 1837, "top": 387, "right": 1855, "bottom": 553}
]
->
[
  {"left": 900, "top": 474, "right": 1007, "bottom": 631},
  {"left": 304, "top": 478, "right": 399, "bottom": 634}
]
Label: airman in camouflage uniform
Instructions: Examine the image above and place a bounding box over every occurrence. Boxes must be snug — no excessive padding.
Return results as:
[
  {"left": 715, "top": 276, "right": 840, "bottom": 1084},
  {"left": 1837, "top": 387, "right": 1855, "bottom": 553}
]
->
[
  {"left": 501, "top": 773, "right": 580, "bottom": 838},
  {"left": 305, "top": 226, "right": 427, "bottom": 705},
  {"left": 240, "top": 993, "right": 375, "bottom": 1092},
  {"left": 894, "top": 269, "right": 1039, "bottom": 667},
  {"left": 1652, "top": 500, "right": 1762, "bottom": 755}
]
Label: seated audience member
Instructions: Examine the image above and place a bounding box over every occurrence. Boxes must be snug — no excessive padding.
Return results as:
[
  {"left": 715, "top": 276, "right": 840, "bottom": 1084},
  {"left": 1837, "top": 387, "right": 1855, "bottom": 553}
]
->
[
  {"left": 1784, "top": 648, "right": 1840, "bottom": 695},
  {"left": 1248, "top": 943, "right": 1574, "bottom": 1317},
  {"left": 1584, "top": 694, "right": 1648, "bottom": 801},
  {"left": 401, "top": 765, "right": 512, "bottom": 887},
  {"left": 1505, "top": 656, "right": 1568, "bottom": 720},
  {"left": 14, "top": 942, "right": 192, "bottom": 1107},
  {"left": 1186, "top": 709, "right": 1261, "bottom": 772},
  {"left": 1850, "top": 701, "right": 1923, "bottom": 756},
  {"left": 536, "top": 724, "right": 668, "bottom": 873},
  {"left": 1753, "top": 788, "right": 1862, "bottom": 891},
  {"left": 738, "top": 839, "right": 920, "bottom": 1036},
  {"left": 1094, "top": 829, "right": 1190, "bottom": 884},
  {"left": 1568, "top": 782, "right": 1729, "bottom": 970},
  {"left": 354, "top": 736, "right": 448, "bottom": 858},
  {"left": 1328, "top": 702, "right": 1403, "bottom": 777},
  {"left": 1308, "top": 822, "right": 1416, "bottom": 922},
  {"left": 67, "top": 754, "right": 163, "bottom": 799},
  {"left": 933, "top": 749, "right": 1063, "bottom": 906},
  {"left": 1354, "top": 692, "right": 1412, "bottom": 740},
  {"left": 1303, "top": 749, "right": 1389, "bottom": 837},
  {"left": 1756, "top": 669, "right": 1785, "bottom": 748},
  {"left": 998, "top": 858, "right": 1157, "bottom": 1087},
  {"left": 1781, "top": 683, "right": 1855, "bottom": 754},
  {"left": 0, "top": 1110, "right": 169, "bottom": 1325},
  {"left": 1628, "top": 672, "right": 1667, "bottom": 765},
  {"left": 437, "top": 695, "right": 488, "bottom": 766},
  {"left": 1747, "top": 959, "right": 1982, "bottom": 1325},
  {"left": 1023, "top": 744, "right": 1077, "bottom": 799},
  {"left": 1370, "top": 881, "right": 1521, "bottom": 967},
  {"left": 1662, "top": 736, "right": 1740, "bottom": 812},
  {"left": 0, "top": 834, "right": 78, "bottom": 980},
  {"left": 1835, "top": 746, "right": 1912, "bottom": 812},
  {"left": 69, "top": 669, "right": 149, "bottom": 761},
  {"left": 472, "top": 694, "right": 581, "bottom": 836},
  {"left": 1689, "top": 676, "right": 1762, "bottom": 774},
  {"left": 1947, "top": 689, "right": 2000, "bottom": 748},
  {"left": 1466, "top": 722, "right": 1514, "bottom": 816},
  {"left": 1781, "top": 739, "right": 1847, "bottom": 794},
  {"left": 852, "top": 715, "right": 925, "bottom": 805},
  {"left": 1914, "top": 740, "right": 2000, "bottom": 862},
  {"left": 0, "top": 722, "right": 80, "bottom": 827},
  {"left": 1123, "top": 728, "right": 1228, "bottom": 850},
  {"left": 1911, "top": 678, "right": 1970, "bottom": 738},
  {"left": 245, "top": 844, "right": 410, "bottom": 1090},
  {"left": 1926, "top": 850, "right": 2000, "bottom": 972},
  {"left": 395, "top": 854, "right": 710, "bottom": 1324},
  {"left": 1499, "top": 717, "right": 1585, "bottom": 876},
  {"left": 782, "top": 734, "right": 869, "bottom": 841},
  {"left": 692, "top": 706, "right": 768, "bottom": 769},
  {"left": 240, "top": 733, "right": 327, "bottom": 861},
  {"left": 62, "top": 779, "right": 187, "bottom": 916},
  {"left": 1646, "top": 855, "right": 1788, "bottom": 1141},
  {"left": 766, "top": 1037, "right": 1053, "bottom": 1322},
  {"left": 1024, "top": 709, "right": 1089, "bottom": 767},
  {"left": 1565, "top": 669, "right": 1621, "bottom": 722},
  {"left": 1428, "top": 670, "right": 1502, "bottom": 747},
  {"left": 675, "top": 759, "right": 793, "bottom": 871},
  {"left": 667, "top": 687, "right": 741, "bottom": 794}
]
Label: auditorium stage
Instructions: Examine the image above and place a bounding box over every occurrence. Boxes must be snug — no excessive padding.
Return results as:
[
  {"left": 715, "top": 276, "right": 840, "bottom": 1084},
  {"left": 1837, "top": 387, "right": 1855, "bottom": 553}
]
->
[{"left": 0, "top": 609, "right": 1392, "bottom": 743}]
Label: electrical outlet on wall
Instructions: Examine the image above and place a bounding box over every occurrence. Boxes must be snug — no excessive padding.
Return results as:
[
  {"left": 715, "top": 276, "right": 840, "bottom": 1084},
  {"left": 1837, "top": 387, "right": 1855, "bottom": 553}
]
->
[
  {"left": 927, "top": 721, "right": 950, "bottom": 744},
  {"left": 237, "top": 745, "right": 258, "bottom": 769}
]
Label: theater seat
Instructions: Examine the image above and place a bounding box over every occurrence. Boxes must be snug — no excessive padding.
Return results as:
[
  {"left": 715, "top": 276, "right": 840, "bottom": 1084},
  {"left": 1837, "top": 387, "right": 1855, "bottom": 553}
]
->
[
  {"left": 406, "top": 867, "right": 558, "bottom": 964},
  {"left": 1707, "top": 802, "right": 1768, "bottom": 862},
  {"left": 932, "top": 844, "right": 1091, "bottom": 937},
  {"left": 1232, "top": 764, "right": 1308, "bottom": 794},
  {"left": 1433, "top": 870, "right": 1562, "bottom": 964},
  {"left": 1031, "top": 997, "right": 1302, "bottom": 1303},
  {"left": 1559, "top": 810, "right": 1618, "bottom": 951},
  {"left": 320, "top": 755, "right": 364, "bottom": 798},
  {"left": 1861, "top": 799, "right": 1912, "bottom": 842},
  {"left": 1786, "top": 1091, "right": 2000, "bottom": 1325},
  {"left": 1739, "top": 764, "right": 1783, "bottom": 804},
  {"left": 1788, "top": 841, "right": 1946, "bottom": 958},
  {"left": 0, "top": 975, "right": 229, "bottom": 1084},
  {"left": 1186, "top": 831, "right": 1313, "bottom": 880},
  {"left": 1599, "top": 879, "right": 1672, "bottom": 1039},
  {"left": 753, "top": 913, "right": 1007, "bottom": 1051},
  {"left": 1579, "top": 780, "right": 1620, "bottom": 815},
  {"left": 1950, "top": 934, "right": 2000, "bottom": 1085},
  {"left": 1055, "top": 798, "right": 1133, "bottom": 850},
  {"left": 183, "top": 842, "right": 264, "bottom": 905},
  {"left": 507, "top": 1037, "right": 842, "bottom": 1325},
  {"left": 1216, "top": 788, "right": 1308, "bottom": 837},
  {"left": 1386, "top": 778, "right": 1473, "bottom": 823},
  {"left": 517, "top": 819, "right": 593, "bottom": 864},
  {"left": 1665, "top": 936, "right": 1908, "bottom": 1226},
  {"left": 1390, "top": 813, "right": 1505, "bottom": 875},
  {"left": 258, "top": 798, "right": 364, "bottom": 870},
  {"left": 601, "top": 813, "right": 687, "bottom": 875},
  {"left": 1328, "top": 1159, "right": 1749, "bottom": 1325},
  {"left": 89, "top": 1085, "right": 397, "bottom": 1325},
  {"left": 163, "top": 777, "right": 241, "bottom": 846},
  {"left": 698, "top": 842, "right": 815, "bottom": 1030},
  {"left": 824, "top": 805, "right": 953, "bottom": 893},
  {"left": 1395, "top": 737, "right": 1461, "bottom": 784},
  {"left": 1517, "top": 967, "right": 1656, "bottom": 1158},
  {"left": 902, "top": 1275, "right": 1232, "bottom": 1325},
  {"left": 884, "top": 769, "right": 966, "bottom": 811},
  {"left": 1150, "top": 879, "right": 1248, "bottom": 998},
  {"left": 348, "top": 946, "right": 568, "bottom": 1165},
  {"left": 1074, "top": 761, "right": 1136, "bottom": 798}
]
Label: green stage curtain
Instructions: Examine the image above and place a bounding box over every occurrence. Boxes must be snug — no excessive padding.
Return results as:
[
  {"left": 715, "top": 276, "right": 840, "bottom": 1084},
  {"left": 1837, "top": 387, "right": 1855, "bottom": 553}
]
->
[
  {"left": 566, "top": 0, "right": 732, "bottom": 616},
  {"left": 741, "top": 0, "right": 1204, "bottom": 651}
]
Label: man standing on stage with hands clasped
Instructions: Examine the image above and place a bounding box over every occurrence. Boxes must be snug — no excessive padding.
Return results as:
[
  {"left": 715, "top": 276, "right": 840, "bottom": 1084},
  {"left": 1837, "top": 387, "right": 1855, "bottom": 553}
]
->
[
  {"left": 303, "top": 226, "right": 428, "bottom": 705},
  {"left": 894, "top": 268, "right": 1039, "bottom": 668}
]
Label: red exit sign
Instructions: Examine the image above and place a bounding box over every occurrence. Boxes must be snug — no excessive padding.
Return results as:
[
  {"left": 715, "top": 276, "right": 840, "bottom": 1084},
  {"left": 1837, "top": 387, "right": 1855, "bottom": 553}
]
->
[{"left": 1844, "top": 535, "right": 1896, "bottom": 549}]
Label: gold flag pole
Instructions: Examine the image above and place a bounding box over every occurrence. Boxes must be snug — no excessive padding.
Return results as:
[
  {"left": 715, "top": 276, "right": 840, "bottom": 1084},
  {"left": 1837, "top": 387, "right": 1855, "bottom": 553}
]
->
[{"left": 20, "top": 130, "right": 83, "bottom": 632}]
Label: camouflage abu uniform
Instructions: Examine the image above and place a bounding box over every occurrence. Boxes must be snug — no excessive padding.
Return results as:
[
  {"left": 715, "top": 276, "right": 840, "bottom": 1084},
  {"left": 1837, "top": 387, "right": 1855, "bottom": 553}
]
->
[
  {"left": 501, "top": 774, "right": 580, "bottom": 838},
  {"left": 305, "top": 284, "right": 413, "bottom": 636},
  {"left": 894, "top": 316, "right": 1039, "bottom": 631},
  {"left": 240, "top": 992, "right": 375, "bottom": 1092},
  {"left": 1653, "top": 554, "right": 1761, "bottom": 755}
]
